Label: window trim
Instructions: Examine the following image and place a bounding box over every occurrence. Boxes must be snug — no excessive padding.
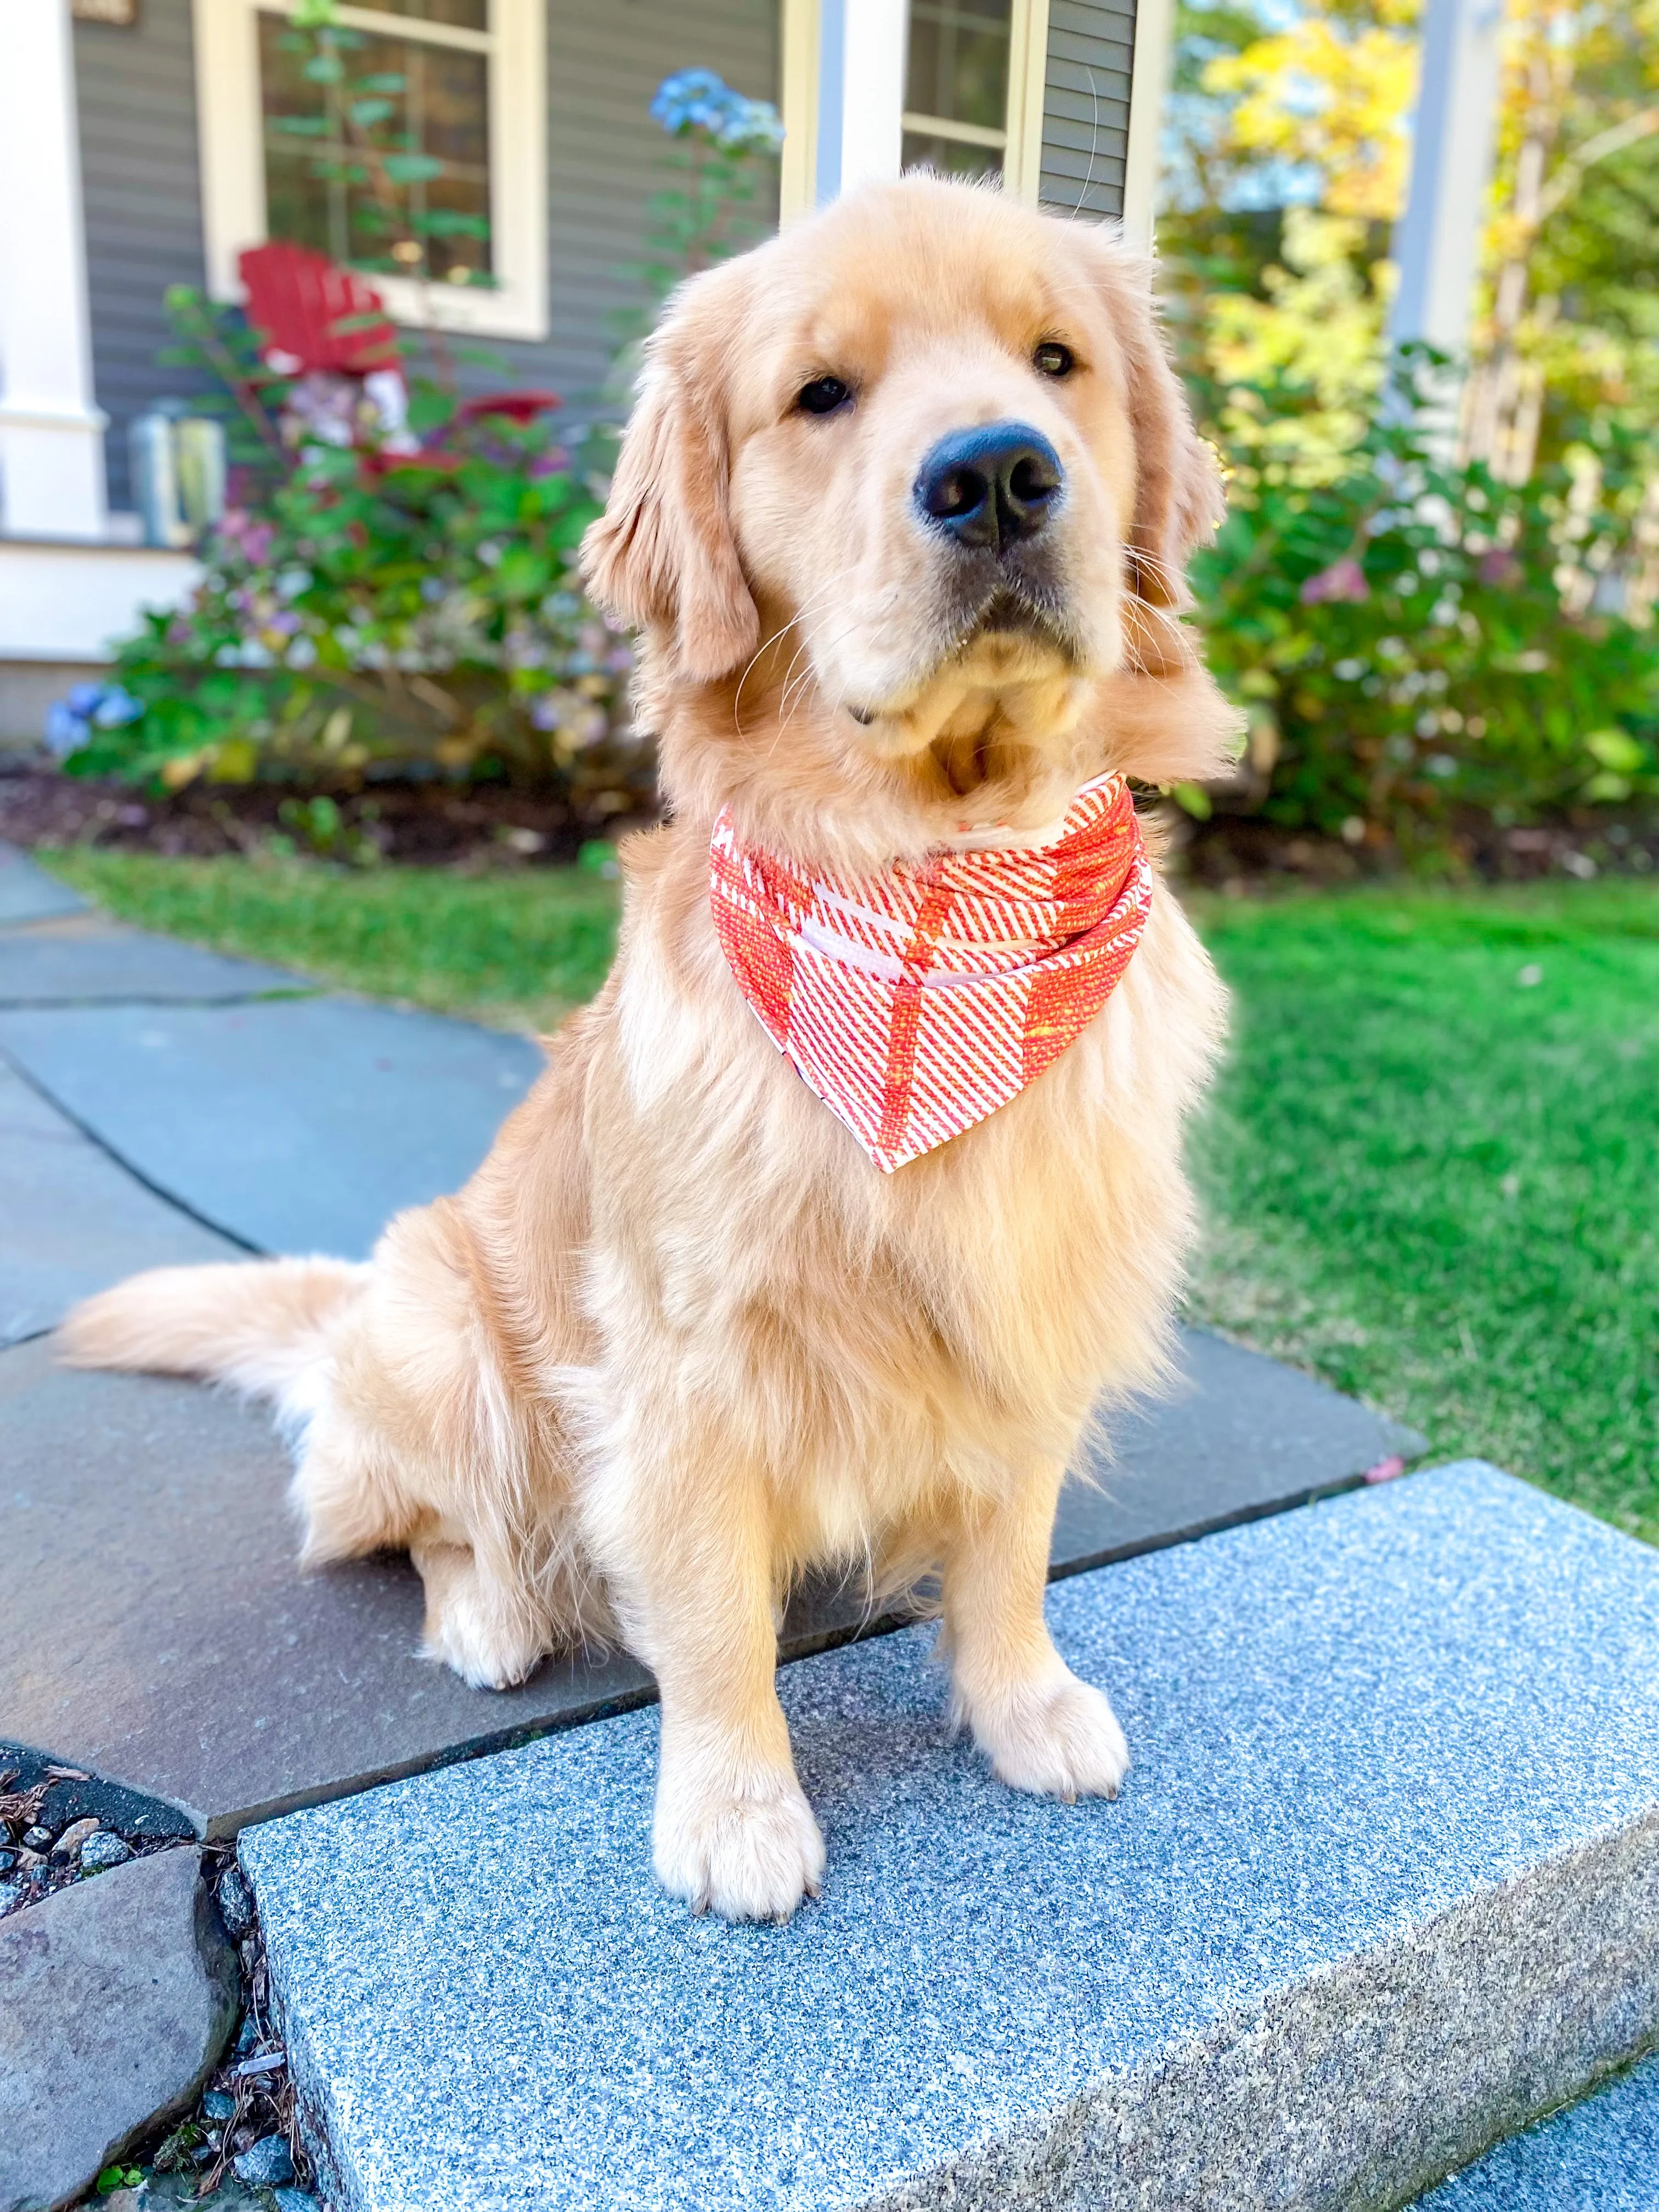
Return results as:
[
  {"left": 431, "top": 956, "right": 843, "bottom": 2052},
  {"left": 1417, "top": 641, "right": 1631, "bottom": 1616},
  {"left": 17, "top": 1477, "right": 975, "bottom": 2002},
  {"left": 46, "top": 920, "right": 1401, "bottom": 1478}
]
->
[
  {"left": 191, "top": 0, "right": 548, "bottom": 342},
  {"left": 1002, "top": 0, "right": 1051, "bottom": 202}
]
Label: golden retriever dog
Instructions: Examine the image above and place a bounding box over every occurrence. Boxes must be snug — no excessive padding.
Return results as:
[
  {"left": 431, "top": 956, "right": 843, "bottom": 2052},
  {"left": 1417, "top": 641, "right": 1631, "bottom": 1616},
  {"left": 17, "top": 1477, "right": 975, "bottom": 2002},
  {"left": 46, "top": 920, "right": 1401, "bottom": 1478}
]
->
[{"left": 63, "top": 175, "right": 1237, "bottom": 1922}]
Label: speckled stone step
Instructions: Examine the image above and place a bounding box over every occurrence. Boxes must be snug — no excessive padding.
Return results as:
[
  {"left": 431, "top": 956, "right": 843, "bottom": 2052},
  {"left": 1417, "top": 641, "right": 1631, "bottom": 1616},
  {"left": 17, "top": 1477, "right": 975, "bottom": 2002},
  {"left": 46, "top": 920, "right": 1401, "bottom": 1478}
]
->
[{"left": 241, "top": 1464, "right": 1659, "bottom": 2212}]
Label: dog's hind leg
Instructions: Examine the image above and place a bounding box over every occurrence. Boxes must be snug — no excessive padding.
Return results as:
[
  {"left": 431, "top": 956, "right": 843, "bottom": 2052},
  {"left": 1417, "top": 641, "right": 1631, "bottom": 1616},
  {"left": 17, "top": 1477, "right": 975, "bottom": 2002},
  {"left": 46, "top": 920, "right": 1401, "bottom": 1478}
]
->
[{"left": 941, "top": 1460, "right": 1130, "bottom": 1802}]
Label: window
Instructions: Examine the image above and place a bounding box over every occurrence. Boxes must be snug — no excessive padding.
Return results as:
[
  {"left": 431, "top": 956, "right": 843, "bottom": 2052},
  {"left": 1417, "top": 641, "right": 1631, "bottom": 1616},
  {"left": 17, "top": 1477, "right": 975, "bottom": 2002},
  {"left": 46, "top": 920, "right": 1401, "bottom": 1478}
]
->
[
  {"left": 193, "top": 0, "right": 547, "bottom": 341},
  {"left": 904, "top": 0, "right": 1010, "bottom": 180},
  {"left": 901, "top": 0, "right": 1049, "bottom": 197}
]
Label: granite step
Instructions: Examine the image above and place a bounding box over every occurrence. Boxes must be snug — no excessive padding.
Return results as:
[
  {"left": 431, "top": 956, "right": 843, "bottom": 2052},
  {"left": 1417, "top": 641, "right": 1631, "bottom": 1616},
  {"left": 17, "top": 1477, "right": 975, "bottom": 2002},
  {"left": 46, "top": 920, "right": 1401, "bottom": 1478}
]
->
[{"left": 241, "top": 1463, "right": 1659, "bottom": 2212}]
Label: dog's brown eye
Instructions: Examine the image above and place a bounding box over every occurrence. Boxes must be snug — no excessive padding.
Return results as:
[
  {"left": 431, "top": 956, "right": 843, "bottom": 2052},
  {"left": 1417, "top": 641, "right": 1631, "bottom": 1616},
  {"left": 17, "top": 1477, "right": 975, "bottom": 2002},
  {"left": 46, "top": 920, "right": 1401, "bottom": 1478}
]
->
[
  {"left": 1034, "top": 342, "right": 1075, "bottom": 379},
  {"left": 797, "top": 375, "right": 852, "bottom": 416}
]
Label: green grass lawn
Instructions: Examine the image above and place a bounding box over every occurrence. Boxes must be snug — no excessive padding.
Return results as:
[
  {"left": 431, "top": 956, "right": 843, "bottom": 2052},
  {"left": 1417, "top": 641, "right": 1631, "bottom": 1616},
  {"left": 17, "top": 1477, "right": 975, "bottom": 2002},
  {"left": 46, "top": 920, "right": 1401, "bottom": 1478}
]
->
[
  {"left": 47, "top": 849, "right": 620, "bottom": 1034},
  {"left": 1187, "top": 881, "right": 1659, "bottom": 1541},
  {"left": 41, "top": 849, "right": 1658, "bottom": 1538}
]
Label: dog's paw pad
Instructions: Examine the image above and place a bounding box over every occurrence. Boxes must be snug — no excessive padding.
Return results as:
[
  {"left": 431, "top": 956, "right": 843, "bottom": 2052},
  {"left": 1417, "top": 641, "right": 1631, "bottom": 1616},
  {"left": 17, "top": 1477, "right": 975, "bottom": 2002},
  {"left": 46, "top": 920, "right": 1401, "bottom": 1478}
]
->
[{"left": 654, "top": 1775, "right": 826, "bottom": 1923}]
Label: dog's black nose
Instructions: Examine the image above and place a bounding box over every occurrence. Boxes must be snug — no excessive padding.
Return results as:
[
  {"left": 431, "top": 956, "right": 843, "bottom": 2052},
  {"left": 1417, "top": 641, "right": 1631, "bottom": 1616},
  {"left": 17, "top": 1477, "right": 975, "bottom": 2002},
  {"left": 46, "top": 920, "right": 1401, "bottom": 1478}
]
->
[{"left": 913, "top": 422, "right": 1063, "bottom": 552}]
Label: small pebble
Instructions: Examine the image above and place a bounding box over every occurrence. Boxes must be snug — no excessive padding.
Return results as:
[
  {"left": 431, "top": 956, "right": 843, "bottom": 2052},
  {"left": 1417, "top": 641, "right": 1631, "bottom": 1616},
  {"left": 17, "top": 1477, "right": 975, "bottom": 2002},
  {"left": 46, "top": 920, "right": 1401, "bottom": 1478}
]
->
[
  {"left": 203, "top": 2089, "right": 237, "bottom": 2121},
  {"left": 80, "top": 1831, "right": 134, "bottom": 1873},
  {"left": 0, "top": 1880, "right": 25, "bottom": 1913},
  {"left": 0, "top": 1848, "right": 15, "bottom": 1873},
  {"left": 21, "top": 1826, "right": 53, "bottom": 1851},
  {"left": 218, "top": 1865, "right": 256, "bottom": 1939},
  {"left": 232, "top": 2135, "right": 294, "bottom": 2187},
  {"left": 51, "top": 1815, "right": 103, "bottom": 1859},
  {"left": 274, "top": 2192, "right": 320, "bottom": 2212},
  {"left": 235, "top": 2013, "right": 260, "bottom": 2055}
]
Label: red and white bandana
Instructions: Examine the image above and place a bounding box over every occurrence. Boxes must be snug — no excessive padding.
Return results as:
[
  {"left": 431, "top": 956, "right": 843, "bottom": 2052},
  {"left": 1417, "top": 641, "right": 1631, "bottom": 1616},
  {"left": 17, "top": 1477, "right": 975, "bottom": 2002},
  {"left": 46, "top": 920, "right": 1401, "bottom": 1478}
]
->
[{"left": 708, "top": 772, "right": 1153, "bottom": 1172}]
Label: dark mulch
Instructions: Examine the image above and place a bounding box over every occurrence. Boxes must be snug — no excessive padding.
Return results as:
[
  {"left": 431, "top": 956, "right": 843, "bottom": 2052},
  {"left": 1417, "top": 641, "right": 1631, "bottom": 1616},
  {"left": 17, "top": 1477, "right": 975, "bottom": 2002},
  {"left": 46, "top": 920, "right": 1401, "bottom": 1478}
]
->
[
  {"left": 4, "top": 755, "right": 1655, "bottom": 885},
  {"left": 0, "top": 758, "right": 632, "bottom": 871},
  {"left": 1169, "top": 808, "right": 1659, "bottom": 888}
]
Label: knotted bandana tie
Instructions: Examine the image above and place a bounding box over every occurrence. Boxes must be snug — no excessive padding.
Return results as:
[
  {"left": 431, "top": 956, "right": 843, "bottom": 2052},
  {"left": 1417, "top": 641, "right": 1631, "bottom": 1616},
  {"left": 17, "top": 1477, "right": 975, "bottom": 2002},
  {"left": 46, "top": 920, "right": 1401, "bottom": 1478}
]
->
[{"left": 708, "top": 771, "right": 1153, "bottom": 1172}]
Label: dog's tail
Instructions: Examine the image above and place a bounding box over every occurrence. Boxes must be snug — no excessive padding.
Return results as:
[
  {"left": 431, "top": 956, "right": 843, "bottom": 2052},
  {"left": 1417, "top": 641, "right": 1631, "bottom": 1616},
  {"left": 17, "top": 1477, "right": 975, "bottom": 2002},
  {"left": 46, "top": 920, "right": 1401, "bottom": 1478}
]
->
[{"left": 59, "top": 1256, "right": 369, "bottom": 1413}]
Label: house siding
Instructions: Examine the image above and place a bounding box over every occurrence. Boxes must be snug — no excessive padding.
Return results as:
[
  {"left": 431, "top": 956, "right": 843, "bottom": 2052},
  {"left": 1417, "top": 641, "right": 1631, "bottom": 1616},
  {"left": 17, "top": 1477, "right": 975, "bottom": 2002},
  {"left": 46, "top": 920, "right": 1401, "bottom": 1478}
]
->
[
  {"left": 1039, "top": 0, "right": 1135, "bottom": 221},
  {"left": 72, "top": 0, "right": 779, "bottom": 511}
]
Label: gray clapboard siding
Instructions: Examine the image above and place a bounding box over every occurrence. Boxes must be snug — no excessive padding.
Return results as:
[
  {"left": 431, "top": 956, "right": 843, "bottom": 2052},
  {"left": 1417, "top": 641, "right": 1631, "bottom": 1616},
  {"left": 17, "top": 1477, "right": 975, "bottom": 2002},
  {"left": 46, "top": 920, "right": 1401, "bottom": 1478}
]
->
[
  {"left": 1039, "top": 0, "right": 1136, "bottom": 221},
  {"left": 72, "top": 0, "right": 779, "bottom": 509},
  {"left": 545, "top": 0, "right": 779, "bottom": 411}
]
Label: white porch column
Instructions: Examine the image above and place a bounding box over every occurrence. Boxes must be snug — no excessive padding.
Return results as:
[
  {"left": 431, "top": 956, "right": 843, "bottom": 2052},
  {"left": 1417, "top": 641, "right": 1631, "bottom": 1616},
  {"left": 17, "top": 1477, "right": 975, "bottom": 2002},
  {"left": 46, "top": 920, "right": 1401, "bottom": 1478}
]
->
[
  {"left": 0, "top": 0, "right": 109, "bottom": 540},
  {"left": 783, "top": 0, "right": 907, "bottom": 213},
  {"left": 1389, "top": 0, "right": 1505, "bottom": 354}
]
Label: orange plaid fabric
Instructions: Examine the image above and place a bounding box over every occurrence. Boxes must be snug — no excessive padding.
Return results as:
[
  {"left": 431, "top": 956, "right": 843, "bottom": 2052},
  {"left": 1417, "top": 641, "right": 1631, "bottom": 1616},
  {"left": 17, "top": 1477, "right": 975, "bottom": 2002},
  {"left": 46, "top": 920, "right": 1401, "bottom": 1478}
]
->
[{"left": 708, "top": 772, "right": 1153, "bottom": 1172}]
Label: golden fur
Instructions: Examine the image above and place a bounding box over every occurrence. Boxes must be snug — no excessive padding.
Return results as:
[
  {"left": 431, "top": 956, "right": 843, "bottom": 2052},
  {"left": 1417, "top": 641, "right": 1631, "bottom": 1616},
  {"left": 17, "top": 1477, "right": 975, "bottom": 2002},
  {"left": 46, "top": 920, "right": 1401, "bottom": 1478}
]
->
[{"left": 62, "top": 177, "right": 1237, "bottom": 1921}]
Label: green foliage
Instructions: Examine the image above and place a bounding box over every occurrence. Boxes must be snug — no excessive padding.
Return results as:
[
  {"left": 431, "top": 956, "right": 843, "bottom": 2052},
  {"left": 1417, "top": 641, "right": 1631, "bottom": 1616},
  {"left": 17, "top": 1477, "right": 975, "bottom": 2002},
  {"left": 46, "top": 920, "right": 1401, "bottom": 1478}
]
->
[
  {"left": 1188, "top": 879, "right": 1659, "bottom": 1539},
  {"left": 57, "top": 59, "right": 789, "bottom": 805},
  {"left": 1191, "top": 356, "right": 1659, "bottom": 840},
  {"left": 65, "top": 330, "right": 642, "bottom": 806}
]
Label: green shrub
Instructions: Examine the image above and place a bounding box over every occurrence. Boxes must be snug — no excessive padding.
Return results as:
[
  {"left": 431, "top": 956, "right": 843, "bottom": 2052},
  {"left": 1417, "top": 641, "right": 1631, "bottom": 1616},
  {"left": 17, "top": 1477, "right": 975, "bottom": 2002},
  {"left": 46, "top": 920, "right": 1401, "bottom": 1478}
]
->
[
  {"left": 1192, "top": 358, "right": 1659, "bottom": 845},
  {"left": 64, "top": 383, "right": 645, "bottom": 817}
]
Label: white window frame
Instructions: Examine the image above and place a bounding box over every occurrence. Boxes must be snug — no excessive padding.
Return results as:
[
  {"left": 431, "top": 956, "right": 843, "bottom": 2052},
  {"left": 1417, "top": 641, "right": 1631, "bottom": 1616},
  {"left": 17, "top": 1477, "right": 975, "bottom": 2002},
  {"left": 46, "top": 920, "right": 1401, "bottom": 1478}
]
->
[{"left": 191, "top": 0, "right": 548, "bottom": 343}]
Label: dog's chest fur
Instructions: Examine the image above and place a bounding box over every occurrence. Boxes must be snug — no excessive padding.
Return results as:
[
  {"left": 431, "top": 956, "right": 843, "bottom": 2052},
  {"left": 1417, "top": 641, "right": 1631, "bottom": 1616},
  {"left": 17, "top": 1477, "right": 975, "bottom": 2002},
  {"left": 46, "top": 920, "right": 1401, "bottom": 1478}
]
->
[{"left": 569, "top": 825, "right": 1225, "bottom": 1572}]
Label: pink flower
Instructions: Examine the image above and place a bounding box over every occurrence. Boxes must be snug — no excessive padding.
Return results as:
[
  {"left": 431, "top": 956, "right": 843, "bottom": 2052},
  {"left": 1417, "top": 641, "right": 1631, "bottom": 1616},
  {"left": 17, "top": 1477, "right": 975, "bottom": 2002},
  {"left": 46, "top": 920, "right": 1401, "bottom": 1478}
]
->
[
  {"left": 1301, "top": 558, "right": 1369, "bottom": 606},
  {"left": 1477, "top": 549, "right": 1523, "bottom": 589}
]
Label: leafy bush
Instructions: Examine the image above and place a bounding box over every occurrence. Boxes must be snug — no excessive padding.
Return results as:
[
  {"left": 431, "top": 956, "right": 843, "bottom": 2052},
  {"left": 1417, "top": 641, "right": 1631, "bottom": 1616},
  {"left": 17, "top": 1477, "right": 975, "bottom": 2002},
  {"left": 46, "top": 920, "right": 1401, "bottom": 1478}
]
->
[
  {"left": 61, "top": 384, "right": 642, "bottom": 816},
  {"left": 59, "top": 63, "right": 784, "bottom": 816},
  {"left": 1191, "top": 358, "right": 1659, "bottom": 844}
]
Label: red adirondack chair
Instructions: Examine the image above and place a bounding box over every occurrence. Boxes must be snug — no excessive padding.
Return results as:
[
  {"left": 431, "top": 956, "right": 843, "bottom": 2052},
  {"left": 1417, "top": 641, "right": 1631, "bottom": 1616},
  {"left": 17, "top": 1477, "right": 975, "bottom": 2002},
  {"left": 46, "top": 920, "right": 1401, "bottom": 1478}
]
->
[{"left": 238, "top": 240, "right": 401, "bottom": 375}]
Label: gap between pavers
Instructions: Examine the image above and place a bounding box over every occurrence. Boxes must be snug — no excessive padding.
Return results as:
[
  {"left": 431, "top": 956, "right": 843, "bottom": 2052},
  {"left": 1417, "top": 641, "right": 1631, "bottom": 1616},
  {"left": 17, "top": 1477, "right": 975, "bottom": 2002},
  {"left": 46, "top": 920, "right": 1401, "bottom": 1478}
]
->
[
  {"left": 241, "top": 1463, "right": 1659, "bottom": 2212},
  {"left": 0, "top": 1844, "right": 239, "bottom": 2212},
  {"left": 0, "top": 1061, "right": 242, "bottom": 1346},
  {"left": 0, "top": 995, "right": 547, "bottom": 1259}
]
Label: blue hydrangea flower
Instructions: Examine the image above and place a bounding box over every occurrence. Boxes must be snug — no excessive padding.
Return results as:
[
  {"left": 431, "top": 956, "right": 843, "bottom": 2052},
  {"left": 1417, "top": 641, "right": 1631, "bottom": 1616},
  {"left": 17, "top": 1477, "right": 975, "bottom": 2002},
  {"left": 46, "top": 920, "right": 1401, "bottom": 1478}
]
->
[
  {"left": 651, "top": 69, "right": 783, "bottom": 156},
  {"left": 92, "top": 685, "right": 143, "bottom": 728},
  {"left": 44, "top": 681, "right": 143, "bottom": 757}
]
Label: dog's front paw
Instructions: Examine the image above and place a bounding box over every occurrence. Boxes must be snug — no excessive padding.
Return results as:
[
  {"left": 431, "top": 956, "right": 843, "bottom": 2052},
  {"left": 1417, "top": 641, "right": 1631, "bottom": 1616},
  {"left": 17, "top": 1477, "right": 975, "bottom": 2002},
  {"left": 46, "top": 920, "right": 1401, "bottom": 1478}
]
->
[
  {"left": 653, "top": 1768, "right": 826, "bottom": 1922},
  {"left": 961, "top": 1667, "right": 1129, "bottom": 1803}
]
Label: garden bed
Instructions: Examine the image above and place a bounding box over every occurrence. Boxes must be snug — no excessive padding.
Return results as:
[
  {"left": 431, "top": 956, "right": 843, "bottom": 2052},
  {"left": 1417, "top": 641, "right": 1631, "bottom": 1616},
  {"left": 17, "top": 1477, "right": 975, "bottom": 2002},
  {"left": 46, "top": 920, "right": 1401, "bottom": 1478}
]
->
[
  {"left": 5, "top": 759, "right": 1656, "bottom": 887},
  {"left": 0, "top": 760, "right": 647, "bottom": 871}
]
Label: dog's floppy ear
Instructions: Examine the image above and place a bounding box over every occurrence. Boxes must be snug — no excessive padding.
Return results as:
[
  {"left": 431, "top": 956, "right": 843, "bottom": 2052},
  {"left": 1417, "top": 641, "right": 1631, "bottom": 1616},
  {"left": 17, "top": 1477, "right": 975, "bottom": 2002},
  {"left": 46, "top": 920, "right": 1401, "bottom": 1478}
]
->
[
  {"left": 1092, "top": 244, "right": 1226, "bottom": 669},
  {"left": 581, "top": 268, "right": 760, "bottom": 686}
]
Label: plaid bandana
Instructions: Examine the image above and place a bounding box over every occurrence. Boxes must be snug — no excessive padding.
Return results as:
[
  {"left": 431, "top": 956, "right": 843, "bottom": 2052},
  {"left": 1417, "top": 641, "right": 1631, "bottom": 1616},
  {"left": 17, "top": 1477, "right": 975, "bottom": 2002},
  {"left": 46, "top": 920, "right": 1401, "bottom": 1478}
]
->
[{"left": 708, "top": 772, "right": 1153, "bottom": 1172}]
